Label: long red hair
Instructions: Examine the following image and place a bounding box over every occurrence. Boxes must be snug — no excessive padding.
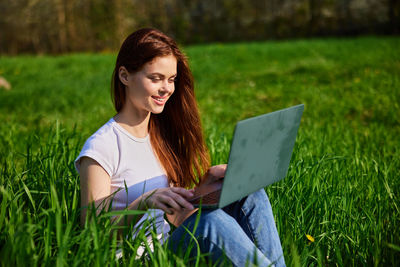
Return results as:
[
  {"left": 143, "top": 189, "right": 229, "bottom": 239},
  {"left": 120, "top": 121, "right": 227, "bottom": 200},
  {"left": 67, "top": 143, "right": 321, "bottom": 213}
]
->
[{"left": 111, "top": 28, "right": 210, "bottom": 187}]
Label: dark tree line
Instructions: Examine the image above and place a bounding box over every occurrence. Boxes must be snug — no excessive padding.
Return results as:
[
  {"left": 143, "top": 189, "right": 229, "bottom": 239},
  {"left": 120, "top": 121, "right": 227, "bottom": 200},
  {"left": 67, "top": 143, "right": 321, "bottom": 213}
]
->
[{"left": 0, "top": 0, "right": 399, "bottom": 54}]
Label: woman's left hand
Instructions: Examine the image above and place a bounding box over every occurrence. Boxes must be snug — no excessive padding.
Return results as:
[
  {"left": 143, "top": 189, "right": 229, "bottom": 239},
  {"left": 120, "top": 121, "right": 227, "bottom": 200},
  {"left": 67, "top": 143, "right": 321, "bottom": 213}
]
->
[
  {"left": 167, "top": 164, "right": 227, "bottom": 227},
  {"left": 200, "top": 164, "right": 227, "bottom": 185}
]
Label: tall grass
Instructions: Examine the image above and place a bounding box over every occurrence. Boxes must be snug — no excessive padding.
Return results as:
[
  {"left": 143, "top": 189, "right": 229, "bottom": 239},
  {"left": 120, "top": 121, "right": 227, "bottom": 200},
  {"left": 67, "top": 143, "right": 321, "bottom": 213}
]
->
[{"left": 0, "top": 36, "right": 399, "bottom": 266}]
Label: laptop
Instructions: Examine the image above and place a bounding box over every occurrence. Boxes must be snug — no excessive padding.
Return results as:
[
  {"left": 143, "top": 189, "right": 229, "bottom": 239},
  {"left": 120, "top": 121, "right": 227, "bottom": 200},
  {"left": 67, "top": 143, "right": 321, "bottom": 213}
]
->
[{"left": 189, "top": 104, "right": 304, "bottom": 208}]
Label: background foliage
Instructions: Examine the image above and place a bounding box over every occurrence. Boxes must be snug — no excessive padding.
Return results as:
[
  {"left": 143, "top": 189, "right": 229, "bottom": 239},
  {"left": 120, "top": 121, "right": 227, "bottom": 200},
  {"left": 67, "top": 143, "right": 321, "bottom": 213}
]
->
[{"left": 0, "top": 36, "right": 399, "bottom": 265}]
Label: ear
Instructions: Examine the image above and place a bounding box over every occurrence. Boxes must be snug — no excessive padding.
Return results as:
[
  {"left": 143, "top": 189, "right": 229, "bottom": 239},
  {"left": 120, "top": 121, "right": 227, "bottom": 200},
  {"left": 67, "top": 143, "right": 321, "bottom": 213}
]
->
[{"left": 118, "top": 66, "right": 130, "bottom": 86}]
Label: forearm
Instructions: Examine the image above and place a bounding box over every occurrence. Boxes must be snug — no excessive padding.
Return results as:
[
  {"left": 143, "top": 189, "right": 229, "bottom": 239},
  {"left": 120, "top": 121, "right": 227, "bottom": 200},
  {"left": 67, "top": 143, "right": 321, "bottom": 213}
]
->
[
  {"left": 89, "top": 187, "right": 196, "bottom": 238},
  {"left": 112, "top": 195, "right": 148, "bottom": 238},
  {"left": 81, "top": 197, "right": 148, "bottom": 240}
]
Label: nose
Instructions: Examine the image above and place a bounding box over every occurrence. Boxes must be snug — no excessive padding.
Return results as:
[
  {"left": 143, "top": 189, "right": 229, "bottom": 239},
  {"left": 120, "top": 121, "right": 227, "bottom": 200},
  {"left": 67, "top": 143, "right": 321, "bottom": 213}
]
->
[{"left": 160, "top": 79, "right": 174, "bottom": 94}]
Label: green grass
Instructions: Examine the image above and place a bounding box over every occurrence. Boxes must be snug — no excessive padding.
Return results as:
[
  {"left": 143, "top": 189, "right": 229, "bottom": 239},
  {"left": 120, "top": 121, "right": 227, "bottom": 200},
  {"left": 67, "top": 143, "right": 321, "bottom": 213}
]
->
[{"left": 1, "top": 36, "right": 399, "bottom": 266}]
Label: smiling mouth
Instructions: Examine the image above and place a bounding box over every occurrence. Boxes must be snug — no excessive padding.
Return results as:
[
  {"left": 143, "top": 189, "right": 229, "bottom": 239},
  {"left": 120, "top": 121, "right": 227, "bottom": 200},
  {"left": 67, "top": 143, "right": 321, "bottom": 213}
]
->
[{"left": 152, "top": 96, "right": 167, "bottom": 105}]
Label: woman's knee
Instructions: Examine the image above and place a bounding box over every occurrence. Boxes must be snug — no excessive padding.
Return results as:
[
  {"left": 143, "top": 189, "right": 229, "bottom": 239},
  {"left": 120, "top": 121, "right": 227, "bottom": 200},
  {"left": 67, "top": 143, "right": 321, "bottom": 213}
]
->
[{"left": 245, "top": 189, "right": 270, "bottom": 206}]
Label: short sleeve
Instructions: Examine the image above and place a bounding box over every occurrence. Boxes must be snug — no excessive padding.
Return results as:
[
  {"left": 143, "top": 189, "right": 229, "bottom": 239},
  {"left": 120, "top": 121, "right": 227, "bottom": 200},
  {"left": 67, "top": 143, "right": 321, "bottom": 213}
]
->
[{"left": 74, "top": 132, "right": 118, "bottom": 177}]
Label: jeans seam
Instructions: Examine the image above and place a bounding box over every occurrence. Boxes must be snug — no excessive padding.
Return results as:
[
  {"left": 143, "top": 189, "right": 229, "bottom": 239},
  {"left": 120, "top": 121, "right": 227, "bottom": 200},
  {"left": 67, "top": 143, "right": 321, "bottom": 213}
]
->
[
  {"left": 196, "top": 235, "right": 229, "bottom": 262},
  {"left": 240, "top": 207, "right": 257, "bottom": 245}
]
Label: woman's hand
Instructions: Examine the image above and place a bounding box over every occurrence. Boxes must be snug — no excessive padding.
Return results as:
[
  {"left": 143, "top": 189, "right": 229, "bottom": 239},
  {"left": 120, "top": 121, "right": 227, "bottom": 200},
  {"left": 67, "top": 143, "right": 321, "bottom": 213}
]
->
[
  {"left": 165, "top": 164, "right": 228, "bottom": 227},
  {"left": 201, "top": 164, "right": 227, "bottom": 185},
  {"left": 139, "top": 187, "right": 195, "bottom": 215}
]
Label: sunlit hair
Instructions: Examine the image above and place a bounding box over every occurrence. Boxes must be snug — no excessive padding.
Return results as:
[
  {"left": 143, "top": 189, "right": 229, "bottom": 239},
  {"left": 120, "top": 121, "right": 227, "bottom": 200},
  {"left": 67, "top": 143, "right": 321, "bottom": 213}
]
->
[{"left": 111, "top": 28, "right": 210, "bottom": 187}]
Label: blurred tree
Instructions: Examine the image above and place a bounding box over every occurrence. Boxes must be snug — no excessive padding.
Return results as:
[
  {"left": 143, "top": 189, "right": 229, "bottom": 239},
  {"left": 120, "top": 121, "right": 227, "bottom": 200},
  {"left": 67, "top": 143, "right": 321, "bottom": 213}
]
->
[
  {"left": 55, "top": 0, "right": 67, "bottom": 52},
  {"left": 0, "top": 0, "right": 397, "bottom": 54}
]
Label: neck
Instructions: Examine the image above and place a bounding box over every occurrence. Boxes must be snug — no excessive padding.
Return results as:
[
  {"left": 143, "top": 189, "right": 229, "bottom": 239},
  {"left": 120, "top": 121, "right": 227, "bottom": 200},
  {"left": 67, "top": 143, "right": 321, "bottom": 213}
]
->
[{"left": 114, "top": 107, "right": 151, "bottom": 138}]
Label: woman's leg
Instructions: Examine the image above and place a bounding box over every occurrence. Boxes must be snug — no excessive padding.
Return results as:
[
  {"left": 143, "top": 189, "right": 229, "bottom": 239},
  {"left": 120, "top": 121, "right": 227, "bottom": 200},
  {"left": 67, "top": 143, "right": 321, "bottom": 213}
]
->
[
  {"left": 223, "top": 189, "right": 285, "bottom": 267},
  {"left": 168, "top": 208, "right": 274, "bottom": 266}
]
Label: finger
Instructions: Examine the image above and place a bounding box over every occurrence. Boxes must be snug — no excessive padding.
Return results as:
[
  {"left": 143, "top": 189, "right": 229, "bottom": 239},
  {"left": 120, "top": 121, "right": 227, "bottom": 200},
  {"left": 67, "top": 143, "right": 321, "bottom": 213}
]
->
[
  {"left": 170, "top": 187, "right": 194, "bottom": 198},
  {"left": 212, "top": 164, "right": 227, "bottom": 177},
  {"left": 158, "top": 194, "right": 183, "bottom": 211},
  {"left": 167, "top": 191, "right": 194, "bottom": 210}
]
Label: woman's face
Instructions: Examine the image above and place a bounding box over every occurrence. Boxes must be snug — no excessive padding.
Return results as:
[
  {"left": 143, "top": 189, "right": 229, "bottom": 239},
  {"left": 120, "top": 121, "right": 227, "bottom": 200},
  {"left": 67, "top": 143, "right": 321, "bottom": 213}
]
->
[{"left": 120, "top": 54, "right": 177, "bottom": 116}]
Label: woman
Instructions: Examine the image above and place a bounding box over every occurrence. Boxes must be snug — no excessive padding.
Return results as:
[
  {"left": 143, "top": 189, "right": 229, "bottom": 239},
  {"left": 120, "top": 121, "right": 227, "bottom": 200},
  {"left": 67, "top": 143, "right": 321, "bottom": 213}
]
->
[{"left": 75, "top": 28, "right": 285, "bottom": 266}]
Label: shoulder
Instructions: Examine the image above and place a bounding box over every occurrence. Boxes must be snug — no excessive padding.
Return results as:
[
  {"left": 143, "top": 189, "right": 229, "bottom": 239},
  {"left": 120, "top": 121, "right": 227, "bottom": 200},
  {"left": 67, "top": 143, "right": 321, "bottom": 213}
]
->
[
  {"left": 75, "top": 118, "right": 120, "bottom": 177},
  {"left": 85, "top": 119, "right": 119, "bottom": 149}
]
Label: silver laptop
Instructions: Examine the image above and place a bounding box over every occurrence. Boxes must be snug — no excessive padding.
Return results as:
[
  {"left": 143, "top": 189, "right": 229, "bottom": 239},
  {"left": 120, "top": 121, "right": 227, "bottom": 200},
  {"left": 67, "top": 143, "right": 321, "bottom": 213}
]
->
[{"left": 189, "top": 104, "right": 304, "bottom": 208}]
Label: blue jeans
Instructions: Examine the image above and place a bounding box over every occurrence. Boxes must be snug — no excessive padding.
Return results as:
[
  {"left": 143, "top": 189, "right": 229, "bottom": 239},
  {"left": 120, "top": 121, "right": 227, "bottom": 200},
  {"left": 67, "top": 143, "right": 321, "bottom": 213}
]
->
[{"left": 168, "top": 189, "right": 286, "bottom": 267}]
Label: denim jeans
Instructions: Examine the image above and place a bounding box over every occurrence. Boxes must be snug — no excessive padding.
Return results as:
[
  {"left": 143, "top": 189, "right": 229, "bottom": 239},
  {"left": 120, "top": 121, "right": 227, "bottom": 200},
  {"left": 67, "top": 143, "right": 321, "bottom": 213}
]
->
[{"left": 168, "top": 189, "right": 286, "bottom": 267}]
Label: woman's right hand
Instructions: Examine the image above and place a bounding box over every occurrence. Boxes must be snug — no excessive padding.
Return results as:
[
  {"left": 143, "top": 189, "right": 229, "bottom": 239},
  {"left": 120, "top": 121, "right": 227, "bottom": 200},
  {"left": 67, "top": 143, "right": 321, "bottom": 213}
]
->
[{"left": 139, "top": 187, "right": 195, "bottom": 215}]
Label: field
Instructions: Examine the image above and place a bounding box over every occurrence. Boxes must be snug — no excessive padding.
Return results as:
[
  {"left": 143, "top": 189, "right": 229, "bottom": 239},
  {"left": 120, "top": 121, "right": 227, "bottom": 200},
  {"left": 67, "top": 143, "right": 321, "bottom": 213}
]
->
[{"left": 0, "top": 36, "right": 399, "bottom": 266}]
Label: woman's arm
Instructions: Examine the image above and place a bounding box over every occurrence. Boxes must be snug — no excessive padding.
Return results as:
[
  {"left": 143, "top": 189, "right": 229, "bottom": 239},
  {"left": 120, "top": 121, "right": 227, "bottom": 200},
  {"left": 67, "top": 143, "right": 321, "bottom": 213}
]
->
[
  {"left": 79, "top": 156, "right": 112, "bottom": 226},
  {"left": 79, "top": 157, "right": 195, "bottom": 233}
]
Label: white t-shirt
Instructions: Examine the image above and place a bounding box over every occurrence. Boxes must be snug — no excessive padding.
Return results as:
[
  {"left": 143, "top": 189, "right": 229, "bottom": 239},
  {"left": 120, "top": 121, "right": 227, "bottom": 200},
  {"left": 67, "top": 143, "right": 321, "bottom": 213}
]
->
[{"left": 75, "top": 118, "right": 171, "bottom": 244}]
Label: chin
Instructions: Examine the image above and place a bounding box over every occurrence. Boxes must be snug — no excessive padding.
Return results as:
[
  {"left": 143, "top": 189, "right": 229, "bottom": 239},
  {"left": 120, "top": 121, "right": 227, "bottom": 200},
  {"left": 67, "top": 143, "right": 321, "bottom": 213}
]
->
[{"left": 151, "top": 107, "right": 166, "bottom": 114}]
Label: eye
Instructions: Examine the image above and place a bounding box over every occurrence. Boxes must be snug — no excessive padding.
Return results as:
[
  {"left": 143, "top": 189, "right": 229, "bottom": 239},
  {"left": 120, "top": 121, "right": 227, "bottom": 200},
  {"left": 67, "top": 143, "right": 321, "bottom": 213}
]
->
[
  {"left": 168, "top": 77, "right": 177, "bottom": 83},
  {"left": 149, "top": 76, "right": 162, "bottom": 82}
]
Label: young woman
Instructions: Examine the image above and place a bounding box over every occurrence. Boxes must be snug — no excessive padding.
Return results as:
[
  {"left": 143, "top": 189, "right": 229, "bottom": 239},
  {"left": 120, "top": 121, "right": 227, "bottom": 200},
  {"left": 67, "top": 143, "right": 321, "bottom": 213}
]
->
[{"left": 75, "top": 28, "right": 285, "bottom": 266}]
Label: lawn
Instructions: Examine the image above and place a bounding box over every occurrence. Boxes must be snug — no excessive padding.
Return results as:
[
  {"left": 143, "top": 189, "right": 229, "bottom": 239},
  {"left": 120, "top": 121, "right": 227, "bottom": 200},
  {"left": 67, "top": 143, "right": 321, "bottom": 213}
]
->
[{"left": 0, "top": 36, "right": 399, "bottom": 266}]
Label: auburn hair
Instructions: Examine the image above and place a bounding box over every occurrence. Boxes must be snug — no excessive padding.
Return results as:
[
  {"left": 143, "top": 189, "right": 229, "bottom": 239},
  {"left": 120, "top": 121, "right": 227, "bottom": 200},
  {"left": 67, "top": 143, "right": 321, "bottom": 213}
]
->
[{"left": 111, "top": 28, "right": 210, "bottom": 187}]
